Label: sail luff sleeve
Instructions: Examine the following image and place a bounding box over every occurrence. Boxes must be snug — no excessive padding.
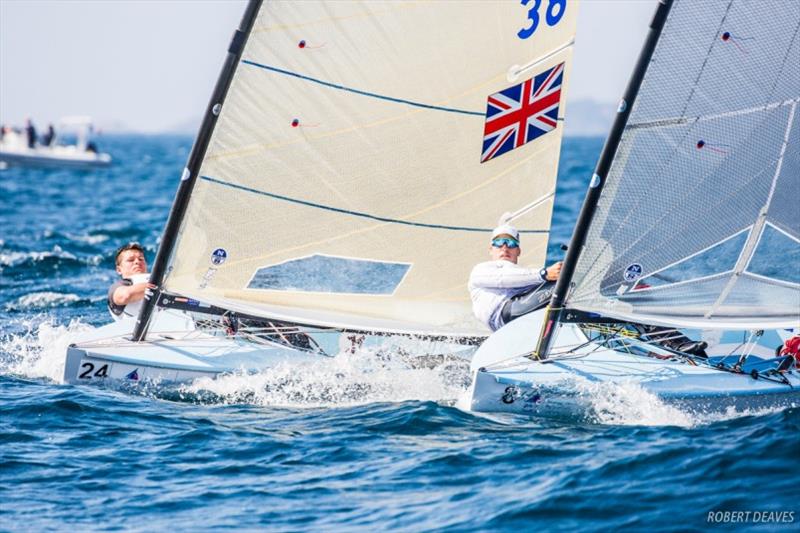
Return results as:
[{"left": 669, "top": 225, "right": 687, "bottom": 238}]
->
[
  {"left": 133, "top": 0, "right": 264, "bottom": 342},
  {"left": 534, "top": 0, "right": 674, "bottom": 359}
]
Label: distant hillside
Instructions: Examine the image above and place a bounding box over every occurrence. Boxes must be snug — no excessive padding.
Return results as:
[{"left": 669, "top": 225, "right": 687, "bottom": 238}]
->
[
  {"left": 163, "top": 116, "right": 202, "bottom": 135},
  {"left": 563, "top": 99, "right": 616, "bottom": 137}
]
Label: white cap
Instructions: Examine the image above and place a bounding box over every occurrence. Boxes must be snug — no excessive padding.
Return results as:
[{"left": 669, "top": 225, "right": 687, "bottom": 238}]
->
[{"left": 491, "top": 223, "right": 519, "bottom": 241}]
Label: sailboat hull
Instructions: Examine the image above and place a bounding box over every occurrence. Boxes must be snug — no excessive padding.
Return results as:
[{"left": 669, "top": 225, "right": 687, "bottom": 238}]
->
[
  {"left": 63, "top": 309, "right": 324, "bottom": 385},
  {"left": 468, "top": 311, "right": 800, "bottom": 417},
  {"left": 470, "top": 365, "right": 800, "bottom": 418}
]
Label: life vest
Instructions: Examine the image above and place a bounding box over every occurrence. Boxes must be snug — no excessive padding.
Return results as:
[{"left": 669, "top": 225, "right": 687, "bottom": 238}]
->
[{"left": 109, "top": 273, "right": 149, "bottom": 322}]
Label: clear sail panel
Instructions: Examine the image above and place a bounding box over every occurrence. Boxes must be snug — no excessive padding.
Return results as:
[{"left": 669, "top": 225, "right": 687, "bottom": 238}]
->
[{"left": 567, "top": 0, "right": 800, "bottom": 329}]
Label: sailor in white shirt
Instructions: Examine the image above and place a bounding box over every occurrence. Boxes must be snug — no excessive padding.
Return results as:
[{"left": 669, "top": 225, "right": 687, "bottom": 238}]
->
[
  {"left": 468, "top": 223, "right": 562, "bottom": 331},
  {"left": 107, "top": 242, "right": 155, "bottom": 321}
]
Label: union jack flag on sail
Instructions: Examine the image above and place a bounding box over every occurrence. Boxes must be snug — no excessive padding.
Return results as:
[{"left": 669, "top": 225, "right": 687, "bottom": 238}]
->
[{"left": 481, "top": 62, "right": 564, "bottom": 163}]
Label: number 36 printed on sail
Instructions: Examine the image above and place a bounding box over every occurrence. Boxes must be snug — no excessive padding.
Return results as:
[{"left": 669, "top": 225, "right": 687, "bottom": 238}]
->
[{"left": 518, "top": 0, "right": 568, "bottom": 39}]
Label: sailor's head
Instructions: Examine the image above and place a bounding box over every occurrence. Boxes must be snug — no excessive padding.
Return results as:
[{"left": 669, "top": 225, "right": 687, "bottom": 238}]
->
[
  {"left": 489, "top": 223, "right": 520, "bottom": 263},
  {"left": 115, "top": 242, "right": 147, "bottom": 278}
]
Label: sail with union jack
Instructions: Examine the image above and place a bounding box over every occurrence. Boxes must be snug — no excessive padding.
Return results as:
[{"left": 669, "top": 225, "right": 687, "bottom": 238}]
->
[{"left": 481, "top": 62, "right": 564, "bottom": 163}]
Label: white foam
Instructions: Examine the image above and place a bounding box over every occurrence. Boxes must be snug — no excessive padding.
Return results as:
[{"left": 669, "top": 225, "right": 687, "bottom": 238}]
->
[
  {"left": 64, "top": 232, "right": 109, "bottom": 245},
  {"left": 580, "top": 380, "right": 697, "bottom": 427},
  {"left": 0, "top": 318, "right": 95, "bottom": 382},
  {"left": 0, "top": 245, "right": 77, "bottom": 267},
  {"left": 578, "top": 380, "right": 790, "bottom": 427},
  {"left": 182, "top": 343, "right": 471, "bottom": 408}
]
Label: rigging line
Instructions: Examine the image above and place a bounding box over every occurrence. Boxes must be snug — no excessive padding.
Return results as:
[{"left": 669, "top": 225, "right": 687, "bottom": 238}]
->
[
  {"left": 505, "top": 191, "right": 556, "bottom": 222},
  {"left": 201, "top": 175, "right": 550, "bottom": 233},
  {"left": 241, "top": 60, "right": 485, "bottom": 116}
]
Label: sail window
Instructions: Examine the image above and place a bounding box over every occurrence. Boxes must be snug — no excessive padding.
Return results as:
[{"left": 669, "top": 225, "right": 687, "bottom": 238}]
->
[
  {"left": 746, "top": 224, "right": 800, "bottom": 285},
  {"left": 633, "top": 229, "right": 749, "bottom": 290},
  {"left": 247, "top": 254, "right": 411, "bottom": 295}
]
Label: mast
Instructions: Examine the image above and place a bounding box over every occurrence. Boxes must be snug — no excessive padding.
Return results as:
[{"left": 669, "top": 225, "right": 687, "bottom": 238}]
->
[
  {"left": 133, "top": 0, "right": 263, "bottom": 341},
  {"left": 533, "top": 0, "right": 674, "bottom": 359}
]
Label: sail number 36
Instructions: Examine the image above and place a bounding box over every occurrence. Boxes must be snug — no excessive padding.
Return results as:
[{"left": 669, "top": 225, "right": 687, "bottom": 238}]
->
[{"left": 518, "top": 0, "right": 567, "bottom": 39}]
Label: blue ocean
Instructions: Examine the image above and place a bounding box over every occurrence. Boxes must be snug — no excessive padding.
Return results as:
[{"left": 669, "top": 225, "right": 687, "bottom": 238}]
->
[{"left": 1, "top": 136, "right": 797, "bottom": 531}]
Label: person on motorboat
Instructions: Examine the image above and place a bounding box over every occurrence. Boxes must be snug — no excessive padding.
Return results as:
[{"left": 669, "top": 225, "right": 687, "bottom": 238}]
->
[
  {"left": 108, "top": 242, "right": 155, "bottom": 321},
  {"left": 469, "top": 221, "right": 562, "bottom": 331},
  {"left": 25, "top": 119, "right": 37, "bottom": 149},
  {"left": 41, "top": 124, "right": 55, "bottom": 147}
]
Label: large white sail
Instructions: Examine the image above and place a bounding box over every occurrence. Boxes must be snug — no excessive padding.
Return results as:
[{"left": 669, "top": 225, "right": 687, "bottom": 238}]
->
[
  {"left": 162, "top": 0, "right": 579, "bottom": 335},
  {"left": 566, "top": 0, "right": 799, "bottom": 329}
]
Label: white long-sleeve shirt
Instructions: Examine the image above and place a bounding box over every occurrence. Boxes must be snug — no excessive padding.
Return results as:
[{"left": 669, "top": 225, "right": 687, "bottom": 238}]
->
[{"left": 468, "top": 260, "right": 545, "bottom": 331}]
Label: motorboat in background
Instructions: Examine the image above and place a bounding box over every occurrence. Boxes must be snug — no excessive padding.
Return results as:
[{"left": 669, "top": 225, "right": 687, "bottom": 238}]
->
[{"left": 0, "top": 116, "right": 111, "bottom": 169}]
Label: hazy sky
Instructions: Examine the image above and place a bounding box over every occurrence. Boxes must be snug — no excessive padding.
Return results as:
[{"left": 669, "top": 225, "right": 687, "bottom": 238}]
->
[{"left": 1, "top": 0, "right": 657, "bottom": 132}]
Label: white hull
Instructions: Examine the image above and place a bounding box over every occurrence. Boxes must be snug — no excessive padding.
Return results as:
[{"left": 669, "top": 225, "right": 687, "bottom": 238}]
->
[
  {"left": 468, "top": 310, "right": 800, "bottom": 417},
  {"left": 0, "top": 145, "right": 111, "bottom": 169},
  {"left": 63, "top": 309, "right": 324, "bottom": 385}
]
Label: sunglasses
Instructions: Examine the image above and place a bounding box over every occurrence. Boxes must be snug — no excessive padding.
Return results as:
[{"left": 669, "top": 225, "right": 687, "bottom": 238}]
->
[{"left": 491, "top": 237, "right": 519, "bottom": 249}]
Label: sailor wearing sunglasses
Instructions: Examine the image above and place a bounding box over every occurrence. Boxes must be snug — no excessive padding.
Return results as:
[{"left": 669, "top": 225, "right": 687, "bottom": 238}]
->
[{"left": 468, "top": 223, "right": 562, "bottom": 331}]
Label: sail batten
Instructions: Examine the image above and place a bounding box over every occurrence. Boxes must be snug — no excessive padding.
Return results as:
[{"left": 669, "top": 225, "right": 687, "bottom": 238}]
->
[{"left": 626, "top": 97, "right": 800, "bottom": 131}]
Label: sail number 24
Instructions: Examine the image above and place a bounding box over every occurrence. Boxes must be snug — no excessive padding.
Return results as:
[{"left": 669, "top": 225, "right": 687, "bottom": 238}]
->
[{"left": 518, "top": 0, "right": 567, "bottom": 39}]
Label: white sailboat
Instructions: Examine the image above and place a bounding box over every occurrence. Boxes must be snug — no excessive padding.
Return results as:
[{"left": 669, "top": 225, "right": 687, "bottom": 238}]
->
[
  {"left": 469, "top": 0, "right": 800, "bottom": 416},
  {"left": 64, "top": 0, "right": 579, "bottom": 384}
]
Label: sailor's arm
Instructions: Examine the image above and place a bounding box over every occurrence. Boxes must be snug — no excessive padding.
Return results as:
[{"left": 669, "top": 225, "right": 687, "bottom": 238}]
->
[
  {"left": 112, "top": 282, "right": 155, "bottom": 306},
  {"left": 469, "top": 261, "right": 545, "bottom": 289},
  {"left": 469, "top": 261, "right": 563, "bottom": 289}
]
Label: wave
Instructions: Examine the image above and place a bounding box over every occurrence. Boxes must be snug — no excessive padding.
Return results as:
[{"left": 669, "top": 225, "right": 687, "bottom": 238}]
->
[
  {"left": 4, "top": 292, "right": 87, "bottom": 311},
  {"left": 62, "top": 232, "right": 110, "bottom": 245},
  {"left": 0, "top": 245, "right": 102, "bottom": 269}
]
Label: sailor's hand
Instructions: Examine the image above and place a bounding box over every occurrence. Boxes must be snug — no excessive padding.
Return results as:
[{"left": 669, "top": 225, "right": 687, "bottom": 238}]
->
[{"left": 545, "top": 262, "right": 563, "bottom": 281}]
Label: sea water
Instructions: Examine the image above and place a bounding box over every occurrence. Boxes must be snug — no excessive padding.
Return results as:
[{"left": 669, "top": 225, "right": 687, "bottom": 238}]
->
[{"left": 1, "top": 136, "right": 797, "bottom": 531}]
